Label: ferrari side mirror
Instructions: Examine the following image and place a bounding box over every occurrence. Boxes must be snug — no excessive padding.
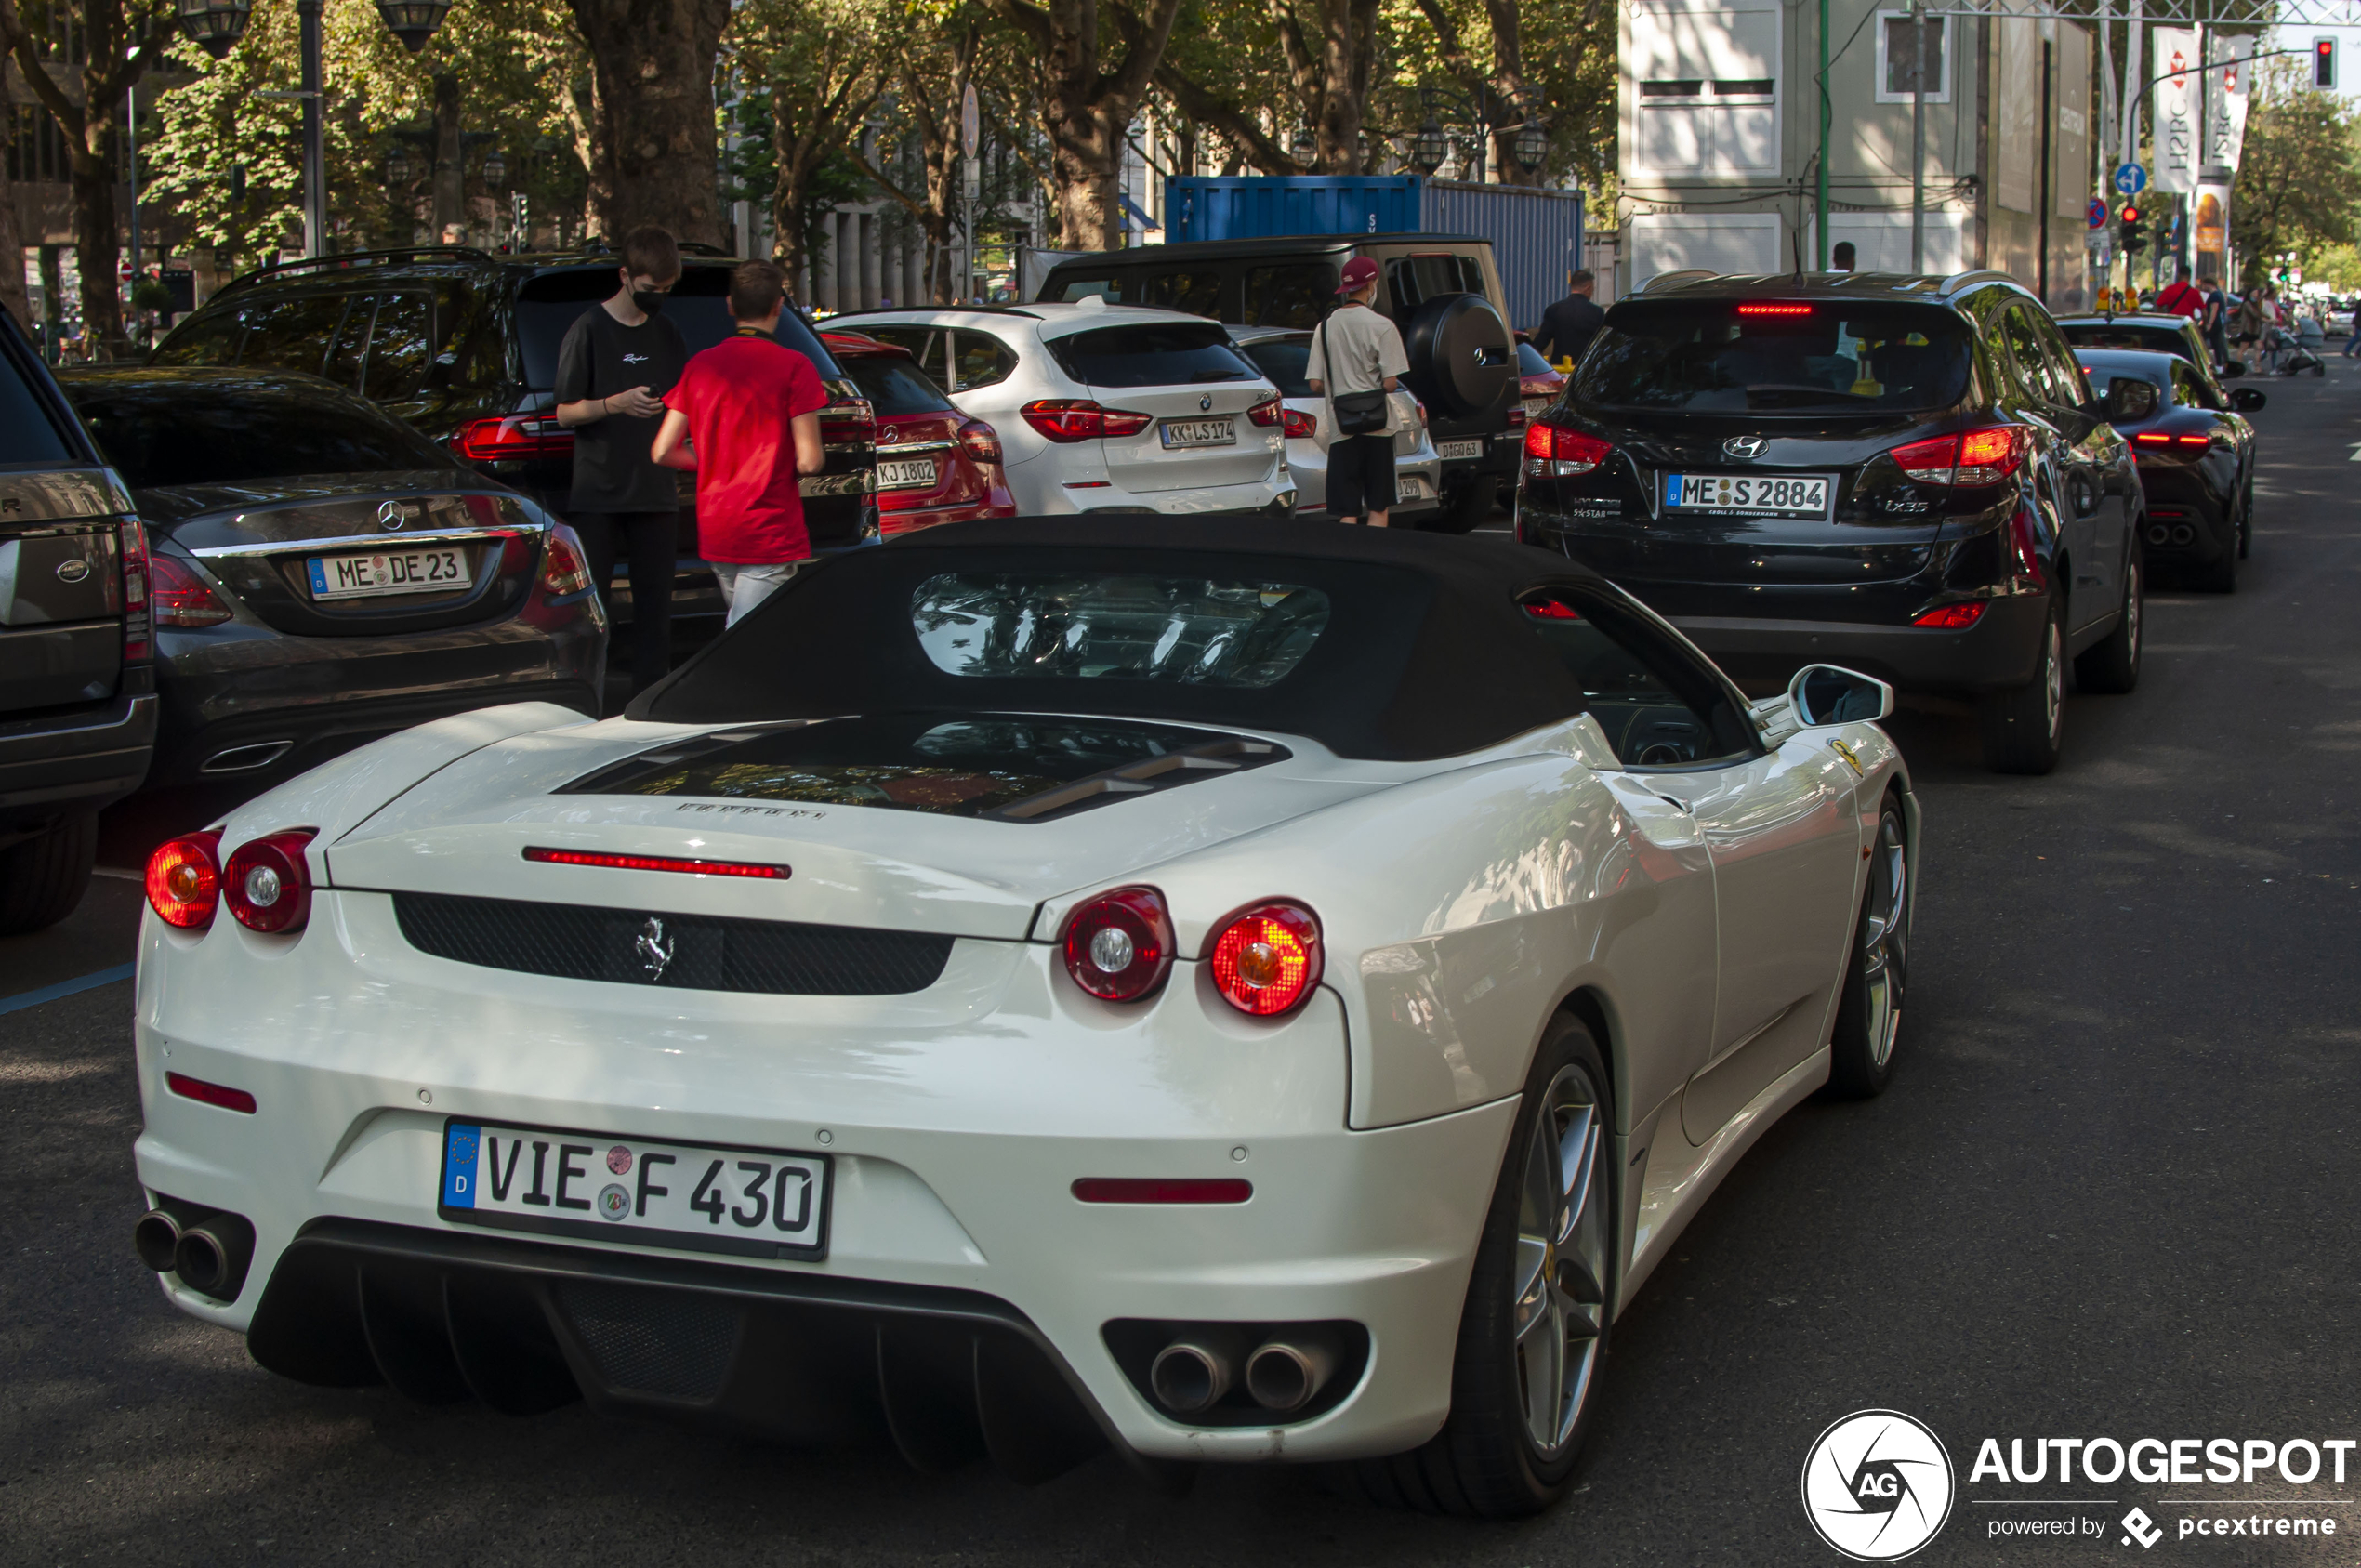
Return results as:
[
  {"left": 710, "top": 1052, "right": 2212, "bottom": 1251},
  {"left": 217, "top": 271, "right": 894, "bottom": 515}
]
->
[
  {"left": 2230, "top": 386, "right": 2267, "bottom": 413},
  {"left": 1789, "top": 664, "right": 1894, "bottom": 727}
]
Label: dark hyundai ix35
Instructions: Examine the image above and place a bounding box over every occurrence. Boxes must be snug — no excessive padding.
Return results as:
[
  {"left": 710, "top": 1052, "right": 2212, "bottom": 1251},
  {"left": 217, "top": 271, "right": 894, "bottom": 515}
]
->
[
  {"left": 57, "top": 366, "right": 605, "bottom": 809},
  {"left": 1518, "top": 270, "right": 2146, "bottom": 774}
]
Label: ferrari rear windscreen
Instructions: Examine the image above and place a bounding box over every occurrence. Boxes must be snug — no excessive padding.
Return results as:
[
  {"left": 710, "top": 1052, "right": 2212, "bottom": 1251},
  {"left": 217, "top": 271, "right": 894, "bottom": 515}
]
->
[{"left": 913, "top": 574, "right": 1328, "bottom": 687}]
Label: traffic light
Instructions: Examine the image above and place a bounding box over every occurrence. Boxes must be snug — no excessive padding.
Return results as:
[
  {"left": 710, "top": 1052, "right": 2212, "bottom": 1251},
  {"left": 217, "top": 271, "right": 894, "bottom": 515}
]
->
[
  {"left": 2315, "top": 37, "right": 2337, "bottom": 89},
  {"left": 2120, "top": 203, "right": 2144, "bottom": 252}
]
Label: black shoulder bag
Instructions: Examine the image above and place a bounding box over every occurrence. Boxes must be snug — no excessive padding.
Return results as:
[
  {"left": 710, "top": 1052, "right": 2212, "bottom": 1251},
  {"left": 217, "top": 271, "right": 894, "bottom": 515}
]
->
[{"left": 1318, "top": 311, "right": 1392, "bottom": 437}]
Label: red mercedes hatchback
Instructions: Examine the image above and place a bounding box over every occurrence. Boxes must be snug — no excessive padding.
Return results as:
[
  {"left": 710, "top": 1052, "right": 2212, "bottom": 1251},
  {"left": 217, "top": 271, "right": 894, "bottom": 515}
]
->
[{"left": 822, "top": 332, "right": 1016, "bottom": 533}]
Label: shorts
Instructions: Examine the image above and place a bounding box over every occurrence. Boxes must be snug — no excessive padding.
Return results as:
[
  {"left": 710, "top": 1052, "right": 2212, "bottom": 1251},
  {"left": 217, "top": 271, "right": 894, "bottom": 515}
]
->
[{"left": 1326, "top": 433, "right": 1397, "bottom": 518}]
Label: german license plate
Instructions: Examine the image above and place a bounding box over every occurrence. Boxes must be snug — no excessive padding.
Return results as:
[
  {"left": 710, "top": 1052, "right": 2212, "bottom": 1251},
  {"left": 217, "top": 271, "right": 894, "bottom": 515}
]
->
[
  {"left": 1436, "top": 439, "right": 1484, "bottom": 461},
  {"left": 1159, "top": 417, "right": 1235, "bottom": 448},
  {"left": 307, "top": 546, "right": 471, "bottom": 600},
  {"left": 439, "top": 1120, "right": 830, "bottom": 1261},
  {"left": 1663, "top": 472, "right": 1833, "bottom": 519},
  {"left": 876, "top": 457, "right": 937, "bottom": 490},
  {"left": 1522, "top": 396, "right": 1552, "bottom": 419}
]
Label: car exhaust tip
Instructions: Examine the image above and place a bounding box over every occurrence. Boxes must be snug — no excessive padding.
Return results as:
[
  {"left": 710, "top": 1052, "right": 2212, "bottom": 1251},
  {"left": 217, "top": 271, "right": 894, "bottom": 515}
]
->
[
  {"left": 171, "top": 1212, "right": 256, "bottom": 1301},
  {"left": 133, "top": 1208, "right": 184, "bottom": 1272},
  {"left": 1245, "top": 1333, "right": 1339, "bottom": 1413},
  {"left": 1149, "top": 1335, "right": 1240, "bottom": 1415}
]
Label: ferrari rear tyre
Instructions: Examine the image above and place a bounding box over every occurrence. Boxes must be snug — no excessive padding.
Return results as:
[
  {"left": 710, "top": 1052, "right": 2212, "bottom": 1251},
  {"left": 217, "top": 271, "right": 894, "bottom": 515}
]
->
[
  {"left": 2073, "top": 553, "right": 2142, "bottom": 694},
  {"left": 1352, "top": 1014, "right": 1612, "bottom": 1517},
  {"left": 1824, "top": 796, "right": 1909, "bottom": 1100},
  {"left": 1979, "top": 600, "right": 2064, "bottom": 775},
  {"left": 0, "top": 812, "right": 97, "bottom": 937}
]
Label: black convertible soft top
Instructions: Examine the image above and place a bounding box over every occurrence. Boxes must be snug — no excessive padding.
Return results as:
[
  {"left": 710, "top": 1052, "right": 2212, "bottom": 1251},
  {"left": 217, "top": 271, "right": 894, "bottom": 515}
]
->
[{"left": 627, "top": 517, "right": 1611, "bottom": 760}]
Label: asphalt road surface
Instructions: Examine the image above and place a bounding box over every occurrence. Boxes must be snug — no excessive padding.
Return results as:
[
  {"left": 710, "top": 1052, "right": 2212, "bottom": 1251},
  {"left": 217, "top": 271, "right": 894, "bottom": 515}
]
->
[{"left": 7, "top": 365, "right": 2358, "bottom": 1566}]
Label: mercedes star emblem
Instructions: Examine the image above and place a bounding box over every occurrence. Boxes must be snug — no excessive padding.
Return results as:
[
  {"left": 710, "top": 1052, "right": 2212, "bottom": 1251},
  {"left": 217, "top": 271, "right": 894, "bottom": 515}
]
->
[
  {"left": 1199, "top": 394, "right": 1213, "bottom": 411},
  {"left": 1722, "top": 435, "right": 1769, "bottom": 459},
  {"left": 376, "top": 499, "right": 411, "bottom": 531},
  {"left": 635, "top": 916, "right": 676, "bottom": 982}
]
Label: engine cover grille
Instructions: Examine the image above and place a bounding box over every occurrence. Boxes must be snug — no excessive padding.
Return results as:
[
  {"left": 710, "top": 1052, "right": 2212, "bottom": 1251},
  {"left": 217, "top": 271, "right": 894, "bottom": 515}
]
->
[{"left": 391, "top": 891, "right": 956, "bottom": 995}]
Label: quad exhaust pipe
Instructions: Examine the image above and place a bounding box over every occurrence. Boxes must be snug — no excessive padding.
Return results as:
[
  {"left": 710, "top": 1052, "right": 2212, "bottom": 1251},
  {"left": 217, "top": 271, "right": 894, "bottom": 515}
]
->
[
  {"left": 132, "top": 1202, "right": 255, "bottom": 1302},
  {"left": 1149, "top": 1330, "right": 1243, "bottom": 1415},
  {"left": 1244, "top": 1330, "right": 1340, "bottom": 1414}
]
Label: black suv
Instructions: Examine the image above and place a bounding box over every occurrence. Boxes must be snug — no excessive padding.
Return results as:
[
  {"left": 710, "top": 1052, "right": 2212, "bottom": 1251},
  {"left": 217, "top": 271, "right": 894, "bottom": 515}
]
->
[
  {"left": 1036, "top": 234, "right": 1520, "bottom": 532},
  {"left": 0, "top": 304, "right": 156, "bottom": 934},
  {"left": 1518, "top": 270, "right": 2145, "bottom": 774},
  {"left": 150, "top": 246, "right": 878, "bottom": 648}
]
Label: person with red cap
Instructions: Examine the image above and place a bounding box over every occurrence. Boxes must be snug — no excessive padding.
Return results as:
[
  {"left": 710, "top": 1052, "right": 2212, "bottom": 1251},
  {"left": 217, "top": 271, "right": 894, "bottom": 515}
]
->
[{"left": 1304, "top": 255, "right": 1410, "bottom": 527}]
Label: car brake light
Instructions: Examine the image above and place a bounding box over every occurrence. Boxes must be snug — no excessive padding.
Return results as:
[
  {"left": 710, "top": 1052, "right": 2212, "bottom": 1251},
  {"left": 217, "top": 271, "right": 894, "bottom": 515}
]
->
[
  {"left": 1071, "top": 1178, "right": 1252, "bottom": 1204},
  {"left": 166, "top": 1071, "right": 257, "bottom": 1113},
  {"left": 2132, "top": 431, "right": 2211, "bottom": 451},
  {"left": 1912, "top": 601, "right": 1987, "bottom": 628},
  {"left": 522, "top": 845, "right": 790, "bottom": 878},
  {"left": 1737, "top": 303, "right": 1814, "bottom": 316},
  {"left": 1892, "top": 427, "right": 2027, "bottom": 485},
  {"left": 539, "top": 524, "right": 593, "bottom": 596},
  {"left": 1506, "top": 405, "right": 1528, "bottom": 428},
  {"left": 452, "top": 415, "right": 574, "bottom": 463},
  {"left": 1207, "top": 902, "right": 1322, "bottom": 1017},
  {"left": 1062, "top": 887, "right": 1174, "bottom": 1002},
  {"left": 147, "top": 551, "right": 232, "bottom": 627},
  {"left": 119, "top": 518, "right": 151, "bottom": 663},
  {"left": 1020, "top": 400, "right": 1153, "bottom": 441},
  {"left": 956, "top": 418, "right": 1004, "bottom": 464},
  {"left": 222, "top": 828, "right": 318, "bottom": 934},
  {"left": 1523, "top": 421, "right": 1613, "bottom": 473},
  {"left": 1280, "top": 406, "right": 1317, "bottom": 440},
  {"left": 145, "top": 830, "right": 222, "bottom": 929},
  {"left": 1246, "top": 395, "right": 1282, "bottom": 427},
  {"left": 1523, "top": 597, "right": 1582, "bottom": 619}
]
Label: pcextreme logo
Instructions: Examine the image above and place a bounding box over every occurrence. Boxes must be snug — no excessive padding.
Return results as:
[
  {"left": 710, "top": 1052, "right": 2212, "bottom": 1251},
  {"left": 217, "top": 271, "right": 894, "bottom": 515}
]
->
[{"left": 1803, "top": 1409, "right": 1958, "bottom": 1561}]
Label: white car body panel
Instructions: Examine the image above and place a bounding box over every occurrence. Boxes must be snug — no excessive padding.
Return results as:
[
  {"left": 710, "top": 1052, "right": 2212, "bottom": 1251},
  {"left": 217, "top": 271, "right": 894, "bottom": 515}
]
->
[{"left": 134, "top": 589, "right": 1914, "bottom": 1468}]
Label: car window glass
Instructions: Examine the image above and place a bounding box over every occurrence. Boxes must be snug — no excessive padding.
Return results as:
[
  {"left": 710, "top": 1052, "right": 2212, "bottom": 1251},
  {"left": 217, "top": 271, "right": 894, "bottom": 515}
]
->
[
  {"left": 1519, "top": 589, "right": 1755, "bottom": 767},
  {"left": 864, "top": 326, "right": 944, "bottom": 387},
  {"left": 2033, "top": 320, "right": 2091, "bottom": 406},
  {"left": 66, "top": 379, "right": 464, "bottom": 487},
  {"left": 511, "top": 266, "right": 840, "bottom": 389},
  {"left": 1995, "top": 306, "right": 2062, "bottom": 404},
  {"left": 1576, "top": 301, "right": 1972, "bottom": 414},
  {"left": 239, "top": 295, "right": 352, "bottom": 379},
  {"left": 949, "top": 330, "right": 1017, "bottom": 391},
  {"left": 320, "top": 296, "right": 376, "bottom": 391},
  {"left": 363, "top": 292, "right": 439, "bottom": 401},
  {"left": 1050, "top": 274, "right": 1127, "bottom": 303},
  {"left": 1240, "top": 336, "right": 1313, "bottom": 397},
  {"left": 0, "top": 340, "right": 73, "bottom": 462},
  {"left": 1044, "top": 323, "right": 1260, "bottom": 388},
  {"left": 842, "top": 355, "right": 955, "bottom": 415},
  {"left": 2169, "top": 359, "right": 2210, "bottom": 408},
  {"left": 150, "top": 309, "right": 250, "bottom": 367},
  {"left": 1132, "top": 270, "right": 1227, "bottom": 318},
  {"left": 913, "top": 574, "right": 1330, "bottom": 686},
  {"left": 1242, "top": 263, "right": 1337, "bottom": 328}
]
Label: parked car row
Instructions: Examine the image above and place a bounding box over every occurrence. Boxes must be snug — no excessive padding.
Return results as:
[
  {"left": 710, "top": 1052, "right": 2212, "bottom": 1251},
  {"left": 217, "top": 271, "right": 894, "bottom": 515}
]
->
[{"left": 1517, "top": 267, "right": 2266, "bottom": 775}]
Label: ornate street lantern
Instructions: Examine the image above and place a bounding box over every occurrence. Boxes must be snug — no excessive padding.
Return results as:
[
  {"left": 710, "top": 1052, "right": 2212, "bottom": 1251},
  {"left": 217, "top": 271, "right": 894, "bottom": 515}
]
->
[
  {"left": 1289, "top": 126, "right": 1316, "bottom": 165},
  {"left": 173, "top": 0, "right": 252, "bottom": 59},
  {"left": 374, "top": 0, "right": 452, "bottom": 53},
  {"left": 1411, "top": 118, "right": 1448, "bottom": 175},
  {"left": 387, "top": 151, "right": 414, "bottom": 183},
  {"left": 481, "top": 152, "right": 507, "bottom": 186},
  {"left": 1511, "top": 121, "right": 1549, "bottom": 171}
]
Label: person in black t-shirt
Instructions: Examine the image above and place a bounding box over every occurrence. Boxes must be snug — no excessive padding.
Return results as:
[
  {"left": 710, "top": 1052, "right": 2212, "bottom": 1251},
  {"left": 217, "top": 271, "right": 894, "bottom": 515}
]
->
[
  {"left": 1531, "top": 269, "right": 1606, "bottom": 369},
  {"left": 554, "top": 225, "right": 688, "bottom": 694}
]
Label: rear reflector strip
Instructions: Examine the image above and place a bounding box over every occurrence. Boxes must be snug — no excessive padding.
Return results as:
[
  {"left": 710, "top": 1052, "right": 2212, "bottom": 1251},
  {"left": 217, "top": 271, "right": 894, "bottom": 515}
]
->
[
  {"left": 166, "top": 1071, "right": 257, "bottom": 1113},
  {"left": 521, "top": 847, "right": 791, "bottom": 879},
  {"left": 1072, "top": 1179, "right": 1253, "bottom": 1205}
]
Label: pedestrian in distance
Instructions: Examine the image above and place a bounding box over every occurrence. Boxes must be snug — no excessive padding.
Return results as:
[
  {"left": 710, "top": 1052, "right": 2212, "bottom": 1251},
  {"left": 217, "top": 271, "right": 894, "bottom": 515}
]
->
[
  {"left": 553, "top": 224, "right": 688, "bottom": 696},
  {"left": 651, "top": 261, "right": 828, "bottom": 626},
  {"left": 2155, "top": 263, "right": 2203, "bottom": 319},
  {"left": 1532, "top": 268, "right": 1607, "bottom": 371},
  {"left": 2198, "top": 275, "right": 2230, "bottom": 370},
  {"left": 1304, "top": 256, "right": 1410, "bottom": 529}
]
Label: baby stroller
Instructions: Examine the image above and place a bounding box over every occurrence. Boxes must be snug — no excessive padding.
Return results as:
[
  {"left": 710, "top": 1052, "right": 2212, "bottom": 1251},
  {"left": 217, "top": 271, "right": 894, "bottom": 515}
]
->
[{"left": 2261, "top": 324, "right": 2326, "bottom": 376}]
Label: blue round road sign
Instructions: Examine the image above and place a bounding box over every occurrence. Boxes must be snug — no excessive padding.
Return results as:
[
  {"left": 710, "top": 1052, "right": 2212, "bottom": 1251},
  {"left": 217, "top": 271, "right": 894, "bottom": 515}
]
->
[
  {"left": 2087, "top": 197, "right": 2109, "bottom": 230},
  {"left": 2113, "top": 163, "right": 2147, "bottom": 195}
]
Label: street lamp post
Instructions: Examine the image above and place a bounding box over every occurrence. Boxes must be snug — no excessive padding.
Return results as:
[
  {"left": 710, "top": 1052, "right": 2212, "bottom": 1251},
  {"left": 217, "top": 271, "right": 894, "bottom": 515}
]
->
[{"left": 176, "top": 0, "right": 452, "bottom": 258}]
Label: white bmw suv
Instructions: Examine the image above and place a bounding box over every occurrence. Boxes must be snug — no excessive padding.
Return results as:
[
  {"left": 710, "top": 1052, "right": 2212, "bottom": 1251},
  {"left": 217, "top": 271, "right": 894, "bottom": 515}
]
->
[{"left": 832, "top": 301, "right": 1294, "bottom": 516}]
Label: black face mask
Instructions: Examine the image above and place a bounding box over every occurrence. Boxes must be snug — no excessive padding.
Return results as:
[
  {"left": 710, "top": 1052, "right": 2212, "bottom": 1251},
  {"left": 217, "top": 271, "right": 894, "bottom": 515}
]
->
[{"left": 633, "top": 290, "right": 667, "bottom": 316}]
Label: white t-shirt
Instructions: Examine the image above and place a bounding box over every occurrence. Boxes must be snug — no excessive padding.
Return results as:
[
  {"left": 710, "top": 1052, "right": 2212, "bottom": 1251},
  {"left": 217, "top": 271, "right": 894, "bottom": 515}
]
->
[{"left": 1307, "top": 304, "right": 1411, "bottom": 436}]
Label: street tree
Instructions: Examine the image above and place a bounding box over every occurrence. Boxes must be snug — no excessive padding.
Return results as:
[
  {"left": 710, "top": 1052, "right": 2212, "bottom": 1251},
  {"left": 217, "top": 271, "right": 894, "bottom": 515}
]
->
[
  {"left": 2231, "top": 62, "right": 2361, "bottom": 287},
  {"left": 1394, "top": 0, "right": 1614, "bottom": 187},
  {"left": 729, "top": 0, "right": 885, "bottom": 293},
  {"left": 9, "top": 0, "right": 173, "bottom": 353},
  {"left": 980, "top": 0, "right": 1186, "bottom": 248},
  {"left": 565, "top": 0, "right": 731, "bottom": 244},
  {"left": 0, "top": 0, "right": 33, "bottom": 323},
  {"left": 1156, "top": 0, "right": 1379, "bottom": 174},
  {"left": 844, "top": 5, "right": 983, "bottom": 301}
]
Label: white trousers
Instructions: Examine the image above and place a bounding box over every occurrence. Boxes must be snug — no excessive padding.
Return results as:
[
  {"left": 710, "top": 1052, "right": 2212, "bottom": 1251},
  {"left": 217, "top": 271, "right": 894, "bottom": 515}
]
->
[{"left": 713, "top": 560, "right": 803, "bottom": 627}]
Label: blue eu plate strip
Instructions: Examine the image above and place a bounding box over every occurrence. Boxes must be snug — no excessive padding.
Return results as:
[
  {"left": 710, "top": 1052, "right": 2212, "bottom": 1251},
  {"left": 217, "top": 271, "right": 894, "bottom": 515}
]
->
[
  {"left": 1665, "top": 474, "right": 1683, "bottom": 505},
  {"left": 442, "top": 1123, "right": 481, "bottom": 1208},
  {"left": 306, "top": 559, "right": 329, "bottom": 595}
]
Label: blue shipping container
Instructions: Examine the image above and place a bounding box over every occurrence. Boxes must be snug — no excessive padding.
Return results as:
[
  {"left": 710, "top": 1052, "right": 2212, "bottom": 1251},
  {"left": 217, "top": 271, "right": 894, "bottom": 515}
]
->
[
  {"left": 1161, "top": 175, "right": 1583, "bottom": 331},
  {"left": 1166, "top": 177, "right": 1423, "bottom": 244}
]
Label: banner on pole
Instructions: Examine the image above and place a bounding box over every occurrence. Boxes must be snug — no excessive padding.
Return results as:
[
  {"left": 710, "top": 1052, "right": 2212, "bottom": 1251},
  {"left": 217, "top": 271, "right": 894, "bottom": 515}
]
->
[
  {"left": 2203, "top": 33, "right": 2251, "bottom": 173},
  {"left": 2151, "top": 26, "right": 2201, "bottom": 193}
]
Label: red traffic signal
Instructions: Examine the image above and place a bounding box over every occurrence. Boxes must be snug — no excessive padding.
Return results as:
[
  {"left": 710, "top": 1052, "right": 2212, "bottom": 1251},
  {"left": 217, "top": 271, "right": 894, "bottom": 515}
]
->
[
  {"left": 2118, "top": 204, "right": 2141, "bottom": 224},
  {"left": 2315, "top": 37, "right": 2337, "bottom": 89}
]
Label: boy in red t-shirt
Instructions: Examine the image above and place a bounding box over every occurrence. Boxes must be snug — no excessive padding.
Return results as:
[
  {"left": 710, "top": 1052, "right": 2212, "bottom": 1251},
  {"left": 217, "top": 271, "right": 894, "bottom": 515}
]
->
[{"left": 652, "top": 261, "right": 829, "bottom": 626}]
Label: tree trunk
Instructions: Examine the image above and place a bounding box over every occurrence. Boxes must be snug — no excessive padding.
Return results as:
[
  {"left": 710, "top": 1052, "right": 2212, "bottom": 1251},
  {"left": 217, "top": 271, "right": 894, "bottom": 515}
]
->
[
  {"left": 431, "top": 73, "right": 466, "bottom": 240},
  {"left": 0, "top": 0, "right": 25, "bottom": 326},
  {"left": 986, "top": 0, "right": 1186, "bottom": 250},
  {"left": 565, "top": 0, "right": 732, "bottom": 245},
  {"left": 69, "top": 136, "right": 122, "bottom": 358}
]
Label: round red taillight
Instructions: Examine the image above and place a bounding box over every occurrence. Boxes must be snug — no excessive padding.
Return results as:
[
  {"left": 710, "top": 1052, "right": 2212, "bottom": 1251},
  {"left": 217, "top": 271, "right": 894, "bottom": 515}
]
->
[
  {"left": 145, "top": 831, "right": 223, "bottom": 929},
  {"left": 1062, "top": 887, "right": 1175, "bottom": 1002},
  {"left": 1207, "top": 903, "right": 1323, "bottom": 1017},
  {"left": 222, "top": 829, "right": 318, "bottom": 934}
]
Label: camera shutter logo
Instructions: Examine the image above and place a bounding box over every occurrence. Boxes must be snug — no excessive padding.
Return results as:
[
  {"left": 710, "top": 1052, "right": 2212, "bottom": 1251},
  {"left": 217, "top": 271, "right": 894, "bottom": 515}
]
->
[{"left": 1801, "top": 1409, "right": 1956, "bottom": 1561}]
